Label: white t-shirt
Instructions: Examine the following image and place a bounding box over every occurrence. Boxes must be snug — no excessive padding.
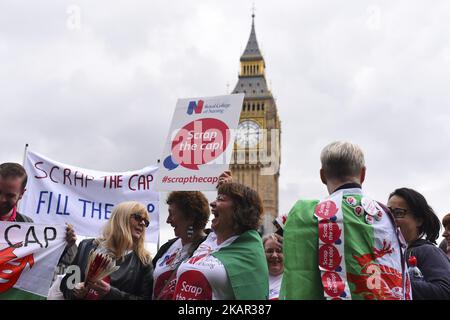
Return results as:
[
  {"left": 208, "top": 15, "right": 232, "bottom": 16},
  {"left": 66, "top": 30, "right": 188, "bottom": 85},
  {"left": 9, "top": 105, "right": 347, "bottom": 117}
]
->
[
  {"left": 268, "top": 273, "right": 283, "bottom": 300},
  {"left": 174, "top": 232, "right": 238, "bottom": 300},
  {"left": 153, "top": 238, "right": 194, "bottom": 300}
]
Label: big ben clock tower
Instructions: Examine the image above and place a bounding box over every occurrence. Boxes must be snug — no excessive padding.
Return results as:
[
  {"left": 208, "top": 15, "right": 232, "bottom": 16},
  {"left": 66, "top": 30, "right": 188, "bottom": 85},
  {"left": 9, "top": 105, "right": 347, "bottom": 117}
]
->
[{"left": 231, "top": 14, "right": 281, "bottom": 226}]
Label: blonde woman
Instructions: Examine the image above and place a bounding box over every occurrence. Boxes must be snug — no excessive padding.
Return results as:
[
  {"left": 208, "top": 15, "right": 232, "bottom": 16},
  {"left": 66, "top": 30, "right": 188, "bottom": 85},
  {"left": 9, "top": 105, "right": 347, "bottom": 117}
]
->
[{"left": 60, "top": 201, "right": 153, "bottom": 300}]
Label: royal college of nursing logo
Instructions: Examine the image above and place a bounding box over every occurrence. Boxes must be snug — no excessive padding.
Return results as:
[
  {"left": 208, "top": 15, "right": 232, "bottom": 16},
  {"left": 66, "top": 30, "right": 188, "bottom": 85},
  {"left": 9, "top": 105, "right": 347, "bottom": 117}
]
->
[
  {"left": 187, "top": 100, "right": 204, "bottom": 115},
  {"left": 163, "top": 99, "right": 230, "bottom": 171}
]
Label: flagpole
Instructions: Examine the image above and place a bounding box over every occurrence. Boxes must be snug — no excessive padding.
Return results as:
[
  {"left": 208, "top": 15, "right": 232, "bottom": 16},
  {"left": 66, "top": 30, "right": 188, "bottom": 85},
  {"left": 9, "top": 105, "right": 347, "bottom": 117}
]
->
[
  {"left": 18, "top": 143, "right": 29, "bottom": 214},
  {"left": 22, "top": 143, "right": 29, "bottom": 166}
]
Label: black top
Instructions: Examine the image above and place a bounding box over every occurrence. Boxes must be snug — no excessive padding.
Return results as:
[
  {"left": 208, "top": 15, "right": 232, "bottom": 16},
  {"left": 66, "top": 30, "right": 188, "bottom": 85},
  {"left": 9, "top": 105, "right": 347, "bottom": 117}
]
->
[
  {"left": 15, "top": 212, "right": 34, "bottom": 222},
  {"left": 407, "top": 239, "right": 450, "bottom": 300},
  {"left": 152, "top": 238, "right": 178, "bottom": 269},
  {"left": 439, "top": 238, "right": 448, "bottom": 255},
  {"left": 60, "top": 238, "right": 153, "bottom": 300}
]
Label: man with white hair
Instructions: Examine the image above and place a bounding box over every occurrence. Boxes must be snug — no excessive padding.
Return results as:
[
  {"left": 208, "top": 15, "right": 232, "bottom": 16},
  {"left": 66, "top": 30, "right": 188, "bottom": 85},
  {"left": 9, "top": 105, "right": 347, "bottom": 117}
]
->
[{"left": 280, "top": 141, "right": 410, "bottom": 300}]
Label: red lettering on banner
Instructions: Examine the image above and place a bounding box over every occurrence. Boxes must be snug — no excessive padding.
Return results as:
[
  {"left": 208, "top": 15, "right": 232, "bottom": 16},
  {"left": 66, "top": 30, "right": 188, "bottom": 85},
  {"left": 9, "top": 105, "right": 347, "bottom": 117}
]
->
[
  {"left": 33, "top": 161, "right": 93, "bottom": 187},
  {"left": 128, "top": 174, "right": 154, "bottom": 191},
  {"left": 74, "top": 171, "right": 85, "bottom": 187},
  {"left": 49, "top": 166, "right": 59, "bottom": 183},
  {"left": 34, "top": 162, "right": 48, "bottom": 179},
  {"left": 63, "top": 168, "right": 72, "bottom": 185}
]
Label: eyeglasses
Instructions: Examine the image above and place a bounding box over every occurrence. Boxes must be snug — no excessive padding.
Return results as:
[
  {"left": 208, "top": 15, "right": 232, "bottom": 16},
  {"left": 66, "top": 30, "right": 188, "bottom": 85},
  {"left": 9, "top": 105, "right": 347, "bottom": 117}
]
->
[
  {"left": 131, "top": 213, "right": 150, "bottom": 228},
  {"left": 388, "top": 207, "right": 408, "bottom": 218}
]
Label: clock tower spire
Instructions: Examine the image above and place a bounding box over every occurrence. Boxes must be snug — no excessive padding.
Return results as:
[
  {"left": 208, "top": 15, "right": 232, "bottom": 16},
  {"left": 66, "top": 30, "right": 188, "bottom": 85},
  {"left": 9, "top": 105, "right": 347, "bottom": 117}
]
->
[{"left": 231, "top": 14, "right": 281, "bottom": 232}]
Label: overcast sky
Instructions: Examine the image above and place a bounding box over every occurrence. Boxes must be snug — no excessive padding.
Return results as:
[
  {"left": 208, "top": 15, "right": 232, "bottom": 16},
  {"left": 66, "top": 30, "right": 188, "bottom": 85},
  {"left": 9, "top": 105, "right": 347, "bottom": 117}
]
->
[{"left": 2, "top": 0, "right": 450, "bottom": 246}]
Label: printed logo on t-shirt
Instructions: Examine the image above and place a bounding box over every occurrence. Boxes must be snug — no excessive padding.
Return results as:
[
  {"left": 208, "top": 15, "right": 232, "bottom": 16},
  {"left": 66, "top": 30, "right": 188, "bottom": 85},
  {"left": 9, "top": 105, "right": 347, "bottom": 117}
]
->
[
  {"left": 187, "top": 253, "right": 208, "bottom": 264},
  {"left": 153, "top": 270, "right": 177, "bottom": 300},
  {"left": 269, "top": 289, "right": 279, "bottom": 300},
  {"left": 174, "top": 270, "right": 212, "bottom": 300},
  {"left": 159, "top": 251, "right": 178, "bottom": 267}
]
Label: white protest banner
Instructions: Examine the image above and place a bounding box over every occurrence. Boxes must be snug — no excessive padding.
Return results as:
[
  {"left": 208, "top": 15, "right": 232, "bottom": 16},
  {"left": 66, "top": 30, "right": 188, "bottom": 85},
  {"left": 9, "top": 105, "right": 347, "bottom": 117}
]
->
[
  {"left": 0, "top": 222, "right": 66, "bottom": 299},
  {"left": 19, "top": 150, "right": 159, "bottom": 244},
  {"left": 156, "top": 93, "right": 244, "bottom": 191}
]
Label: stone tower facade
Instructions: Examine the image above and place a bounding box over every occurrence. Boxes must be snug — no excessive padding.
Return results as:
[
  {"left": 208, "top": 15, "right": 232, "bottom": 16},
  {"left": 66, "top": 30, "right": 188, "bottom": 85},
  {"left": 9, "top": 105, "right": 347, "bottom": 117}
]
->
[{"left": 231, "top": 15, "right": 281, "bottom": 227}]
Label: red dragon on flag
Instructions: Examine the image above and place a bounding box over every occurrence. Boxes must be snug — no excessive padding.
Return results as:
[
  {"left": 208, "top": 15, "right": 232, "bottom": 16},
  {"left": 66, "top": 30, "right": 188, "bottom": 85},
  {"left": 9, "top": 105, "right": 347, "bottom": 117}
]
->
[
  {"left": 0, "top": 243, "right": 35, "bottom": 293},
  {"left": 347, "top": 240, "right": 404, "bottom": 300}
]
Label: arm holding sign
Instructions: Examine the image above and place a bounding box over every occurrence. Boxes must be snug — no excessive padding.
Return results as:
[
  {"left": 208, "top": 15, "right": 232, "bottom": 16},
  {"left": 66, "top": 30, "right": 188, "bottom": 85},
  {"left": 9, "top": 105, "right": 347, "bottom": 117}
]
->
[
  {"left": 217, "top": 170, "right": 232, "bottom": 187},
  {"left": 65, "top": 223, "right": 76, "bottom": 247},
  {"left": 57, "top": 224, "right": 77, "bottom": 268}
]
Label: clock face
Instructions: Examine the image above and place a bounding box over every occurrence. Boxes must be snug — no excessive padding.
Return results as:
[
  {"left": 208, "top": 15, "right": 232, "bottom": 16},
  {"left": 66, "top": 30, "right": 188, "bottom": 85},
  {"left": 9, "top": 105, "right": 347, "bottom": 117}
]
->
[{"left": 236, "top": 120, "right": 261, "bottom": 148}]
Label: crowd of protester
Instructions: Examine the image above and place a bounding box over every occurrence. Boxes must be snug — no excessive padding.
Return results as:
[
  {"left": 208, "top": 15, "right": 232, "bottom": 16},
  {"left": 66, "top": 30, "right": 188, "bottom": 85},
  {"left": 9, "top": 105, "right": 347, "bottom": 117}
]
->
[{"left": 1, "top": 140, "right": 450, "bottom": 300}]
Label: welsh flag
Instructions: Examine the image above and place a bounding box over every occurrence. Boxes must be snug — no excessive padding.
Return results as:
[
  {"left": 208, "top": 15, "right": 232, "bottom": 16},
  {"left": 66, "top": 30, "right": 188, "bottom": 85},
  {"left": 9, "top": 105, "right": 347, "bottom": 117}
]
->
[
  {"left": 280, "top": 188, "right": 410, "bottom": 300},
  {"left": 0, "top": 222, "right": 66, "bottom": 300},
  {"left": 212, "top": 230, "right": 269, "bottom": 300}
]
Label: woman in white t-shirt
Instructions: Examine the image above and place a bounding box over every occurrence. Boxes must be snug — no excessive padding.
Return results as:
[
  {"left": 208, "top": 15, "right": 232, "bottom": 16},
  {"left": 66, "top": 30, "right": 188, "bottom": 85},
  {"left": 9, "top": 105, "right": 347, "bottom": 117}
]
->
[
  {"left": 173, "top": 182, "right": 269, "bottom": 300},
  {"left": 152, "top": 191, "right": 210, "bottom": 300},
  {"left": 263, "top": 233, "right": 284, "bottom": 300}
]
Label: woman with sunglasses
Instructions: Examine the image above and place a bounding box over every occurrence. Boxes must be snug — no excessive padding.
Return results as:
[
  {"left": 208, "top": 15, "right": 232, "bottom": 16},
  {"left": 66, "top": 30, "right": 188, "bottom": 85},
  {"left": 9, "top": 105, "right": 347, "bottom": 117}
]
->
[
  {"left": 60, "top": 201, "right": 153, "bottom": 300},
  {"left": 388, "top": 188, "right": 450, "bottom": 299}
]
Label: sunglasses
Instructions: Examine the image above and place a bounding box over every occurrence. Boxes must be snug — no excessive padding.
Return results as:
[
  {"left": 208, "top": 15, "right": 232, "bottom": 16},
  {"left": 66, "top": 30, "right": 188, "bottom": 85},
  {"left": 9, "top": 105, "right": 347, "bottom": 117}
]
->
[
  {"left": 131, "top": 213, "right": 150, "bottom": 228},
  {"left": 388, "top": 207, "right": 408, "bottom": 218}
]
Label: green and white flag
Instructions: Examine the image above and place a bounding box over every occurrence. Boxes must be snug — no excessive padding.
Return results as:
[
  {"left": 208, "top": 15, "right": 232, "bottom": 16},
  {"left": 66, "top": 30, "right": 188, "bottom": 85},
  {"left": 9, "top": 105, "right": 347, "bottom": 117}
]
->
[
  {"left": 213, "top": 230, "right": 269, "bottom": 300},
  {"left": 0, "top": 222, "right": 66, "bottom": 300},
  {"left": 280, "top": 188, "right": 411, "bottom": 300}
]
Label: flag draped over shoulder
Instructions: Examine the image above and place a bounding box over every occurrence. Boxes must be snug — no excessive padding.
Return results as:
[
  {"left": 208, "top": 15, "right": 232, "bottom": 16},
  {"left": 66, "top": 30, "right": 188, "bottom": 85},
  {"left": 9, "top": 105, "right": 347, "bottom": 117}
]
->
[
  {"left": 281, "top": 189, "right": 408, "bottom": 300},
  {"left": 280, "top": 199, "right": 322, "bottom": 300},
  {"left": 212, "top": 230, "right": 269, "bottom": 300},
  {"left": 0, "top": 222, "right": 66, "bottom": 300}
]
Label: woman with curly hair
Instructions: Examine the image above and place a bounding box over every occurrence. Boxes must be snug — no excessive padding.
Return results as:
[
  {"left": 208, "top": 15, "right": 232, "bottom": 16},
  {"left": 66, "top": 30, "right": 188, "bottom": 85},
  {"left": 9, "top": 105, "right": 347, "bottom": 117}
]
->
[
  {"left": 152, "top": 191, "right": 210, "bottom": 300},
  {"left": 173, "top": 182, "right": 268, "bottom": 300}
]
